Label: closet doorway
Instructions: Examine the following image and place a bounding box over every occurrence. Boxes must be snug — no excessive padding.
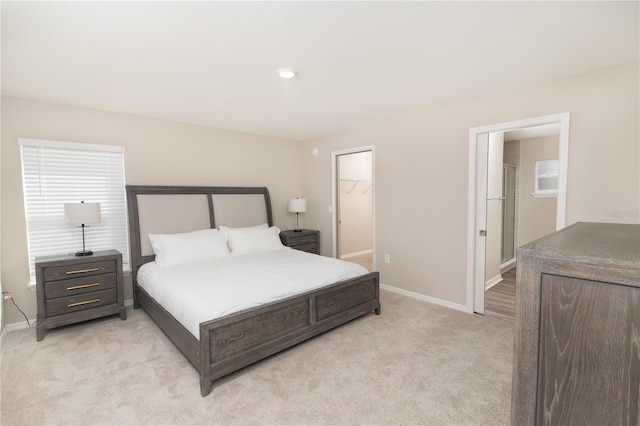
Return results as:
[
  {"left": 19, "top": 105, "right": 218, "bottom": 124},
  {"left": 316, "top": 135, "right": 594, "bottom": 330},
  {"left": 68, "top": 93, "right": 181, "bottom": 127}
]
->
[{"left": 331, "top": 146, "right": 375, "bottom": 272}]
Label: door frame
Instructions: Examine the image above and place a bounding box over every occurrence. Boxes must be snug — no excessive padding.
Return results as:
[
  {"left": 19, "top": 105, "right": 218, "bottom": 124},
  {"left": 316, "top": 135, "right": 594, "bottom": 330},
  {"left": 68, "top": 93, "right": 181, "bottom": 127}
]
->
[
  {"left": 466, "top": 113, "right": 570, "bottom": 313},
  {"left": 331, "top": 145, "right": 376, "bottom": 271}
]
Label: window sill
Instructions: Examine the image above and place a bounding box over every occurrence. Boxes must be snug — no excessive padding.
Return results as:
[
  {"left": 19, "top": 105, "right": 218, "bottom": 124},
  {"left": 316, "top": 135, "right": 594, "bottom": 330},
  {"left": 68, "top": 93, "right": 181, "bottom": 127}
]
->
[{"left": 531, "top": 192, "right": 558, "bottom": 198}]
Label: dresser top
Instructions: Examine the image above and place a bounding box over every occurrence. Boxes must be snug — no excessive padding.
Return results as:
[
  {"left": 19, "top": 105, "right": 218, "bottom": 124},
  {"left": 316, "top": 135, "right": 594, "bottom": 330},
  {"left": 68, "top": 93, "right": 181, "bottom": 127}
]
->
[{"left": 521, "top": 222, "right": 640, "bottom": 266}]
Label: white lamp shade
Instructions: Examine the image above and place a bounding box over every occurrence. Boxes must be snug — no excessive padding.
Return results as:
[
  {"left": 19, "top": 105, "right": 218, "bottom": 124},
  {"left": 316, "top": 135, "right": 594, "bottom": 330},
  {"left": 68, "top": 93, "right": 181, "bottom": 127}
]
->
[
  {"left": 288, "top": 198, "right": 307, "bottom": 213},
  {"left": 64, "top": 202, "right": 101, "bottom": 225}
]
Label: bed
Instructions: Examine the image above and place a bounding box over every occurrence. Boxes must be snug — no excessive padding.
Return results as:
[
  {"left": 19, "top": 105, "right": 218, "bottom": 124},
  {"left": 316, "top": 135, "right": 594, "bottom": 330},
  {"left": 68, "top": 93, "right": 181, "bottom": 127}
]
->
[{"left": 126, "top": 185, "right": 381, "bottom": 396}]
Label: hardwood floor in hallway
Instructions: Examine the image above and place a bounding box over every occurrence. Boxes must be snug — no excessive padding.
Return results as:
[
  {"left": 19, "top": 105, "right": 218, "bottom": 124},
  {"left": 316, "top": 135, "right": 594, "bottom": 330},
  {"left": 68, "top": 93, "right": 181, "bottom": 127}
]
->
[{"left": 484, "top": 267, "right": 516, "bottom": 322}]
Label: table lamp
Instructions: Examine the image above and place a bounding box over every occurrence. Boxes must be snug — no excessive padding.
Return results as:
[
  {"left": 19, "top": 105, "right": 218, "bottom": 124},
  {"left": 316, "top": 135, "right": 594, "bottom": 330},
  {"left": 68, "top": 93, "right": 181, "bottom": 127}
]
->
[{"left": 64, "top": 201, "right": 101, "bottom": 256}]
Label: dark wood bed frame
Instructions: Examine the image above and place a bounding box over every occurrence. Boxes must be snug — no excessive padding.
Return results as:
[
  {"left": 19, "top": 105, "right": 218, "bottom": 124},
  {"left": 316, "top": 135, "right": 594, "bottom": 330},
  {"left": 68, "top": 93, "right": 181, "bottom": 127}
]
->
[{"left": 126, "top": 185, "right": 380, "bottom": 396}]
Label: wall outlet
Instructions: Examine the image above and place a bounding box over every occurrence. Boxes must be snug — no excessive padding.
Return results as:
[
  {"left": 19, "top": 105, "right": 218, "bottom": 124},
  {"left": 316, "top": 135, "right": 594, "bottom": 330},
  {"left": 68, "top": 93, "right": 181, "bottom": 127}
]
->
[
  {"left": 3, "top": 292, "right": 13, "bottom": 300},
  {"left": 384, "top": 254, "right": 391, "bottom": 264}
]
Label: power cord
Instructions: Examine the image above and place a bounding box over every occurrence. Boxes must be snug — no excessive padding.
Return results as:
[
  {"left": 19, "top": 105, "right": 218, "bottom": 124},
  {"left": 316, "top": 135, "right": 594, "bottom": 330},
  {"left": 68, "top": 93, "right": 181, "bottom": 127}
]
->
[{"left": 2, "top": 291, "right": 36, "bottom": 327}]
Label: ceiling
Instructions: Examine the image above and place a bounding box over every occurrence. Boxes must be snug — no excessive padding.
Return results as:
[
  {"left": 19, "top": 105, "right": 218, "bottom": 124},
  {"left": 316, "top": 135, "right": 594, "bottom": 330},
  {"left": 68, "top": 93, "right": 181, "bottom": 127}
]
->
[{"left": 2, "top": 1, "right": 638, "bottom": 141}]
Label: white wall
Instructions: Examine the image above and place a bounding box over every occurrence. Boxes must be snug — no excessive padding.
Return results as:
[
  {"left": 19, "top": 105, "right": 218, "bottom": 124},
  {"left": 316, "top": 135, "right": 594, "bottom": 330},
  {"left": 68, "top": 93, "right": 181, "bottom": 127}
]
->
[
  {"left": 0, "top": 96, "right": 301, "bottom": 326},
  {"left": 301, "top": 62, "right": 639, "bottom": 308}
]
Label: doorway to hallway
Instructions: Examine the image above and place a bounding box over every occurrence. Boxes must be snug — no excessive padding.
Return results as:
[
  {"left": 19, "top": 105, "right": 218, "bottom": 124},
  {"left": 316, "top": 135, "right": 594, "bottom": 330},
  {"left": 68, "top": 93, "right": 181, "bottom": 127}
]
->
[{"left": 467, "top": 113, "right": 570, "bottom": 314}]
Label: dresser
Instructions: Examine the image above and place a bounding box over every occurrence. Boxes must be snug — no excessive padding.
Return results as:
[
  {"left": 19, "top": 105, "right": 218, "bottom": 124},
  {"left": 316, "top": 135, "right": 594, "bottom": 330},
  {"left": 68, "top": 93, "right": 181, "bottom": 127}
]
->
[
  {"left": 279, "top": 229, "right": 320, "bottom": 254},
  {"left": 512, "top": 222, "right": 640, "bottom": 425},
  {"left": 36, "top": 249, "right": 126, "bottom": 341}
]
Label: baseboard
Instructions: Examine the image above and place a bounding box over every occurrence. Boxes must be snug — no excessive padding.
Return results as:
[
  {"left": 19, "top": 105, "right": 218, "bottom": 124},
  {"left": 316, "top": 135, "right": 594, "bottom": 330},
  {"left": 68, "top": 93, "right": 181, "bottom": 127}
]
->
[
  {"left": 500, "top": 258, "right": 516, "bottom": 272},
  {"left": 0, "top": 326, "right": 7, "bottom": 352},
  {"left": 485, "top": 274, "right": 503, "bottom": 290},
  {"left": 340, "top": 249, "right": 373, "bottom": 260},
  {"left": 6, "top": 319, "right": 36, "bottom": 332},
  {"left": 380, "top": 283, "right": 470, "bottom": 313},
  {"left": 4, "top": 299, "right": 135, "bottom": 333}
]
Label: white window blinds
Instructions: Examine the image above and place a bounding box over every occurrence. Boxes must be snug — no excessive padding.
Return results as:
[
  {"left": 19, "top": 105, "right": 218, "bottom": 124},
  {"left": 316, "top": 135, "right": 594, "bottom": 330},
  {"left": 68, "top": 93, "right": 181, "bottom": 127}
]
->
[{"left": 19, "top": 138, "right": 129, "bottom": 283}]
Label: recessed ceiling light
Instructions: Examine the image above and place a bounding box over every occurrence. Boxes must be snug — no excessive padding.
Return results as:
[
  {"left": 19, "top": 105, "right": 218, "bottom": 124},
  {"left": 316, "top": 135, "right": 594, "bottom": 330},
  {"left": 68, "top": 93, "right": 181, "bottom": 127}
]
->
[{"left": 277, "top": 68, "right": 297, "bottom": 79}]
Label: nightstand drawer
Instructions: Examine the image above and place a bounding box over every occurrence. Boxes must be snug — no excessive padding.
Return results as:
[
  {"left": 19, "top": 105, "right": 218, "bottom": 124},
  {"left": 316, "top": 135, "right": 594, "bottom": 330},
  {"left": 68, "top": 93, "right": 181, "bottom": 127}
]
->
[
  {"left": 46, "top": 289, "right": 117, "bottom": 316},
  {"left": 293, "top": 243, "right": 319, "bottom": 253},
  {"left": 280, "top": 229, "right": 320, "bottom": 255},
  {"left": 44, "top": 260, "right": 116, "bottom": 282},
  {"left": 291, "top": 235, "right": 318, "bottom": 245},
  {"left": 45, "top": 273, "right": 117, "bottom": 299}
]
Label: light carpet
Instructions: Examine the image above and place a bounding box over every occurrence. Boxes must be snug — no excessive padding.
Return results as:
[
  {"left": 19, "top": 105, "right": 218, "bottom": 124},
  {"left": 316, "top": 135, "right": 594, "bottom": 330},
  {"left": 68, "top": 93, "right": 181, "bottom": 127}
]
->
[{"left": 1, "top": 290, "right": 513, "bottom": 425}]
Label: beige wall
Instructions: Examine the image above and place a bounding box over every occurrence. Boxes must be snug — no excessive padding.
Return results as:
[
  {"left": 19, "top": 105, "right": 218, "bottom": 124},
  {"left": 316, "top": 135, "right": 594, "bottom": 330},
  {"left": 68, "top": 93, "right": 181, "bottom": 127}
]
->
[
  {"left": 1, "top": 96, "right": 301, "bottom": 326},
  {"left": 301, "top": 62, "right": 639, "bottom": 307},
  {"left": 338, "top": 184, "right": 373, "bottom": 255},
  {"left": 2, "top": 62, "right": 638, "bottom": 325},
  {"left": 517, "top": 135, "right": 559, "bottom": 246},
  {"left": 504, "top": 140, "right": 520, "bottom": 168},
  {"left": 0, "top": 96, "right": 3, "bottom": 339}
]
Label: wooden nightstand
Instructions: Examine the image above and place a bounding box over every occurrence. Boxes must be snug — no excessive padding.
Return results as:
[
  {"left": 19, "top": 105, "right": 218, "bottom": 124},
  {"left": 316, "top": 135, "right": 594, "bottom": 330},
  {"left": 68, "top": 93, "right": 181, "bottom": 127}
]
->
[
  {"left": 35, "top": 249, "right": 126, "bottom": 341},
  {"left": 279, "top": 229, "right": 320, "bottom": 254}
]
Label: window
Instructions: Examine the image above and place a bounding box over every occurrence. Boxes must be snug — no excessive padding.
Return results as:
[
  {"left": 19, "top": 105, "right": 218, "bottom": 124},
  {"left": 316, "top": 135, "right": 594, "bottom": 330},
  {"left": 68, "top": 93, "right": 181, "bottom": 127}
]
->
[
  {"left": 533, "top": 159, "right": 559, "bottom": 196},
  {"left": 19, "top": 138, "right": 128, "bottom": 284}
]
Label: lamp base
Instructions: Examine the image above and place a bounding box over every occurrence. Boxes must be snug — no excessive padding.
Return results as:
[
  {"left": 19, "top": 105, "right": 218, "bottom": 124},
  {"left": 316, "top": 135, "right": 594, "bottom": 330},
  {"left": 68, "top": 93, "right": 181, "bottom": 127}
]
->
[
  {"left": 293, "top": 229, "right": 303, "bottom": 232},
  {"left": 75, "top": 250, "right": 94, "bottom": 257}
]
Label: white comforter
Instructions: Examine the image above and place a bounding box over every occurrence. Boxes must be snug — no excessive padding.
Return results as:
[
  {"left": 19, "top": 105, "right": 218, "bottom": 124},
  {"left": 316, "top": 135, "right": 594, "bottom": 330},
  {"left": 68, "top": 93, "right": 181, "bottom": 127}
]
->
[{"left": 137, "top": 248, "right": 369, "bottom": 339}]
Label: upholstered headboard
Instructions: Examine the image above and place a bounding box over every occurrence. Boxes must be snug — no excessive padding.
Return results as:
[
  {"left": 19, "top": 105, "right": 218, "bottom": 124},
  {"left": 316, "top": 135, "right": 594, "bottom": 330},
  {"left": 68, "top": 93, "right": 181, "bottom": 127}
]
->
[{"left": 126, "top": 185, "right": 273, "bottom": 283}]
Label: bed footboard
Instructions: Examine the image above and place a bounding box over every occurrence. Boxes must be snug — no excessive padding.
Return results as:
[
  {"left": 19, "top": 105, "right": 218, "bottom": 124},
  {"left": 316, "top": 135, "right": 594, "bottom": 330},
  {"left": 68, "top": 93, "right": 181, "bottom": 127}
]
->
[{"left": 198, "top": 271, "right": 380, "bottom": 396}]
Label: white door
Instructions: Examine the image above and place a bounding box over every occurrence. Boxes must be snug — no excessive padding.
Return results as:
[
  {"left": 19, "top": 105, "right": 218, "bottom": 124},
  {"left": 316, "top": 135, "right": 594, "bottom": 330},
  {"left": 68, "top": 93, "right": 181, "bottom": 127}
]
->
[
  {"left": 475, "top": 132, "right": 505, "bottom": 313},
  {"left": 485, "top": 133, "right": 505, "bottom": 288},
  {"left": 474, "top": 133, "right": 489, "bottom": 314}
]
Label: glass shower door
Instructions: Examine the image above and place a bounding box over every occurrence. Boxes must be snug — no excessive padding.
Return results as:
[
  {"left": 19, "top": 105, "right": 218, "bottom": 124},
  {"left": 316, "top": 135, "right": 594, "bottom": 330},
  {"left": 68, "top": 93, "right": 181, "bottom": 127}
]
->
[{"left": 501, "top": 165, "right": 516, "bottom": 264}]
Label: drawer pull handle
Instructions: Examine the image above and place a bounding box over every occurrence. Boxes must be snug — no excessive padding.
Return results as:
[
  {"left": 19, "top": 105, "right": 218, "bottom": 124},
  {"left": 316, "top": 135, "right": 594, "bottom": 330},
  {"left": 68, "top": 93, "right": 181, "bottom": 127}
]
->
[
  {"left": 67, "top": 299, "right": 100, "bottom": 308},
  {"left": 67, "top": 283, "right": 100, "bottom": 291},
  {"left": 65, "top": 267, "right": 100, "bottom": 275}
]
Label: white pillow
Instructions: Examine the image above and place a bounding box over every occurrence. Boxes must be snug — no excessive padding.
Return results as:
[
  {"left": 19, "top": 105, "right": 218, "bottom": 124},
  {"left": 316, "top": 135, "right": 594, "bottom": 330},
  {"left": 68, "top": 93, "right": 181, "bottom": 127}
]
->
[
  {"left": 218, "top": 223, "right": 268, "bottom": 241},
  {"left": 225, "top": 226, "right": 286, "bottom": 255},
  {"left": 148, "top": 228, "right": 230, "bottom": 268}
]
